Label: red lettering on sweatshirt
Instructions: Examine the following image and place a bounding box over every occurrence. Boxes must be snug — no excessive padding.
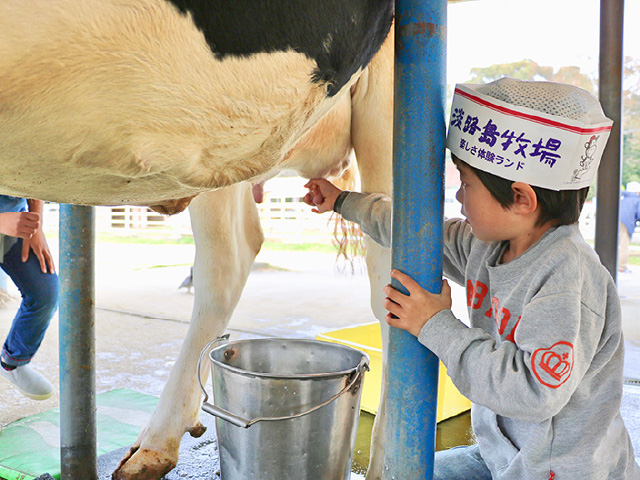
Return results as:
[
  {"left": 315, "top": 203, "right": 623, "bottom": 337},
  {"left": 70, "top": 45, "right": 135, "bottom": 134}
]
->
[
  {"left": 466, "top": 279, "right": 488, "bottom": 309},
  {"left": 505, "top": 317, "right": 521, "bottom": 343},
  {"left": 484, "top": 297, "right": 511, "bottom": 334},
  {"left": 467, "top": 280, "right": 521, "bottom": 342},
  {"left": 484, "top": 296, "right": 513, "bottom": 336}
]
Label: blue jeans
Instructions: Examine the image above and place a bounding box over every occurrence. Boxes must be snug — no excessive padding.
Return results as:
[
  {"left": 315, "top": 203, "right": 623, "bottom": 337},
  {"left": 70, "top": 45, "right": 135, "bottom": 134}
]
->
[
  {"left": 1, "top": 239, "right": 59, "bottom": 367},
  {"left": 433, "top": 444, "right": 493, "bottom": 480}
]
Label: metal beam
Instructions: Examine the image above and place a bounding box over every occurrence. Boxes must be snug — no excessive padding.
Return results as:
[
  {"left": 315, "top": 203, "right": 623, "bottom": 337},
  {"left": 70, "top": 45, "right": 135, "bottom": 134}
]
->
[
  {"left": 595, "top": 0, "right": 624, "bottom": 281},
  {"left": 386, "top": 0, "right": 446, "bottom": 477},
  {"left": 59, "top": 205, "right": 97, "bottom": 480}
]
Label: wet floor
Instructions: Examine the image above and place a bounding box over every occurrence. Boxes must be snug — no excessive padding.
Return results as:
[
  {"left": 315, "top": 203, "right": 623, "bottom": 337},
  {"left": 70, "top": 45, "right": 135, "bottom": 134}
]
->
[
  {"left": 95, "top": 409, "right": 472, "bottom": 480},
  {"left": 3, "top": 242, "right": 640, "bottom": 478}
]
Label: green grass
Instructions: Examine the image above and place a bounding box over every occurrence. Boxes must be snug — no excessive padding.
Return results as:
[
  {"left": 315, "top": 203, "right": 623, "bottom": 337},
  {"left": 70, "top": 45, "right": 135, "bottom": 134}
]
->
[
  {"left": 52, "top": 229, "right": 640, "bottom": 259},
  {"left": 90, "top": 233, "right": 340, "bottom": 254},
  {"left": 48, "top": 229, "right": 363, "bottom": 254},
  {"left": 96, "top": 233, "right": 195, "bottom": 245},
  {"left": 261, "top": 240, "right": 338, "bottom": 254}
]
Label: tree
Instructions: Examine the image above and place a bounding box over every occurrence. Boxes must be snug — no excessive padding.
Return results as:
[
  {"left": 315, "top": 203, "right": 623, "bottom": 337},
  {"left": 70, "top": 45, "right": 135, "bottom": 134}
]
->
[
  {"left": 466, "top": 59, "right": 595, "bottom": 93},
  {"left": 622, "top": 56, "right": 640, "bottom": 187}
]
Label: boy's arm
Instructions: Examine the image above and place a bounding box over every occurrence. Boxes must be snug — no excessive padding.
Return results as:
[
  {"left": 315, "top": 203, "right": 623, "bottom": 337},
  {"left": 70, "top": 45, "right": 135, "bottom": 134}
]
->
[
  {"left": 25, "top": 199, "right": 55, "bottom": 273},
  {"left": 418, "top": 288, "right": 602, "bottom": 422},
  {"left": 442, "top": 217, "right": 474, "bottom": 286},
  {"left": 304, "top": 178, "right": 392, "bottom": 247},
  {"left": 339, "top": 191, "right": 392, "bottom": 248}
]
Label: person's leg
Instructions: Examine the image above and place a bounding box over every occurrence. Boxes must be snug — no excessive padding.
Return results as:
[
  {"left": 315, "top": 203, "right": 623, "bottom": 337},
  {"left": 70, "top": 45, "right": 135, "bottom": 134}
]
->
[
  {"left": 1, "top": 238, "right": 59, "bottom": 366},
  {"left": 433, "top": 444, "right": 493, "bottom": 480},
  {"left": 0, "top": 239, "right": 59, "bottom": 399},
  {"left": 619, "top": 223, "right": 631, "bottom": 272}
]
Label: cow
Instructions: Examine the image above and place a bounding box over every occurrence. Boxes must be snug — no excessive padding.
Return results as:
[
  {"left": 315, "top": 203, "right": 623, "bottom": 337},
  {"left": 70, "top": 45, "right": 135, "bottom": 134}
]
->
[{"left": 0, "top": 1, "right": 395, "bottom": 478}]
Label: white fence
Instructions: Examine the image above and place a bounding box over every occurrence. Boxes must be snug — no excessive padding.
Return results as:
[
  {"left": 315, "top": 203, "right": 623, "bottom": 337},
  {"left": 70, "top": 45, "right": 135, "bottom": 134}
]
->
[
  {"left": 42, "top": 204, "right": 193, "bottom": 239},
  {"left": 41, "top": 176, "right": 337, "bottom": 243},
  {"left": 255, "top": 177, "right": 339, "bottom": 243}
]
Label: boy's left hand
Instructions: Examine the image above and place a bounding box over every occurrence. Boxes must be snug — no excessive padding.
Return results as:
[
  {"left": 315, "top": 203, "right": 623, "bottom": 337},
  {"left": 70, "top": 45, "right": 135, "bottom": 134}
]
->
[
  {"left": 383, "top": 270, "right": 452, "bottom": 337},
  {"left": 22, "top": 229, "right": 55, "bottom": 274}
]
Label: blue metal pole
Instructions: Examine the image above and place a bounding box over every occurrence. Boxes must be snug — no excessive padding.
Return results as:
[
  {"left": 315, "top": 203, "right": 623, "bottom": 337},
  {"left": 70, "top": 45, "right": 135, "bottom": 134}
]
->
[
  {"left": 59, "top": 204, "right": 97, "bottom": 479},
  {"left": 385, "top": 0, "right": 446, "bottom": 478}
]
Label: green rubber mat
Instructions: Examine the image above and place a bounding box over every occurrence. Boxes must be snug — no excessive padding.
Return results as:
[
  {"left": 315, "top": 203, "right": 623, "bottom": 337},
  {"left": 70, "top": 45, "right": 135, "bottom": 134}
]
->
[{"left": 0, "top": 388, "right": 158, "bottom": 480}]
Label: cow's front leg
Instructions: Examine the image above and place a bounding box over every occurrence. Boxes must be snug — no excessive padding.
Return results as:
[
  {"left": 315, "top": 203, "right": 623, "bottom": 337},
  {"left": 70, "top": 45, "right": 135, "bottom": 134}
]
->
[{"left": 113, "top": 183, "right": 263, "bottom": 480}]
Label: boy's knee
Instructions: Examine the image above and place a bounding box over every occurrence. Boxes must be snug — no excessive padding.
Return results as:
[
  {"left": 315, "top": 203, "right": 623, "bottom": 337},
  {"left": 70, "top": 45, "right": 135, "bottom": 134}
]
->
[
  {"left": 44, "top": 286, "right": 59, "bottom": 314},
  {"left": 33, "top": 274, "right": 60, "bottom": 315}
]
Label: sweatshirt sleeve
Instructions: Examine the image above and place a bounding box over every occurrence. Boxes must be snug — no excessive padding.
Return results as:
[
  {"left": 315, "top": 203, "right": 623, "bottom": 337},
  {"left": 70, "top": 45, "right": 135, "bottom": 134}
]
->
[
  {"left": 442, "top": 217, "right": 475, "bottom": 286},
  {"left": 418, "top": 289, "right": 609, "bottom": 423},
  {"left": 337, "top": 191, "right": 392, "bottom": 248},
  {"left": 338, "top": 194, "right": 475, "bottom": 286}
]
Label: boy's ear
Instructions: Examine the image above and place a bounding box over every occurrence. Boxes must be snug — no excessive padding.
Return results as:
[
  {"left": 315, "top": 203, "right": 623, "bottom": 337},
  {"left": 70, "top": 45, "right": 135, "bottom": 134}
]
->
[{"left": 511, "top": 182, "right": 538, "bottom": 214}]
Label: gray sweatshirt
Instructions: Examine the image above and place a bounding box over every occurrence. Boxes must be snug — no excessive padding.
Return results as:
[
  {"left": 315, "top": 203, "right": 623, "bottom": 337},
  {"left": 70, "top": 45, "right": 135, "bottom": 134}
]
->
[{"left": 339, "top": 191, "right": 640, "bottom": 480}]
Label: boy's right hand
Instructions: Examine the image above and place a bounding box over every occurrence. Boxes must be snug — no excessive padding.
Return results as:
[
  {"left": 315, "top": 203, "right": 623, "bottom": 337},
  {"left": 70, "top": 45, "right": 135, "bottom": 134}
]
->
[
  {"left": 303, "top": 178, "right": 343, "bottom": 213},
  {"left": 0, "top": 211, "right": 41, "bottom": 239}
]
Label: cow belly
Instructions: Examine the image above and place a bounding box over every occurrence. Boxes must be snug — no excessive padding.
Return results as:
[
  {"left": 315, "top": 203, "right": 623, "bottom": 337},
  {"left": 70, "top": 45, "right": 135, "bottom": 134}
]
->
[
  {"left": 0, "top": 0, "right": 356, "bottom": 206},
  {"left": 284, "top": 91, "right": 354, "bottom": 181}
]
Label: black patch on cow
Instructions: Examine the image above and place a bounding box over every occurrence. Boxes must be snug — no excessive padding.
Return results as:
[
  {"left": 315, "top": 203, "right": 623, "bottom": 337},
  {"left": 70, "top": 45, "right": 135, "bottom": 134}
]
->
[{"left": 166, "top": 0, "right": 394, "bottom": 97}]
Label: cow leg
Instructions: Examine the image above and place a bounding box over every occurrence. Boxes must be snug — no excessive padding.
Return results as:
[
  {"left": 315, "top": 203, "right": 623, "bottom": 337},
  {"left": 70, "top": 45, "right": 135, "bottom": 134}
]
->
[
  {"left": 350, "top": 25, "right": 393, "bottom": 480},
  {"left": 113, "top": 183, "right": 263, "bottom": 480}
]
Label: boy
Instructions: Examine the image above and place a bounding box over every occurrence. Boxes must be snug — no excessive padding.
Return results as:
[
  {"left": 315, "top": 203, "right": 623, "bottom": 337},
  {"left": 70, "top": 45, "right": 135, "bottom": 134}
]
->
[
  {"left": 0, "top": 196, "right": 58, "bottom": 400},
  {"left": 304, "top": 78, "right": 640, "bottom": 479}
]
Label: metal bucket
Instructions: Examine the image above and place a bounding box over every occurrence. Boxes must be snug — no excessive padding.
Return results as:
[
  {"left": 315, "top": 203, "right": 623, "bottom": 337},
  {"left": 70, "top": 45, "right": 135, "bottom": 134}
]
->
[{"left": 197, "top": 336, "right": 369, "bottom": 480}]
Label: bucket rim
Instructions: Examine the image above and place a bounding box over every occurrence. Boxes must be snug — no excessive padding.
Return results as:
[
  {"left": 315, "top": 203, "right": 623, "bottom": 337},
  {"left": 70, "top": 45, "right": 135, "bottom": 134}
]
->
[{"left": 208, "top": 338, "right": 370, "bottom": 380}]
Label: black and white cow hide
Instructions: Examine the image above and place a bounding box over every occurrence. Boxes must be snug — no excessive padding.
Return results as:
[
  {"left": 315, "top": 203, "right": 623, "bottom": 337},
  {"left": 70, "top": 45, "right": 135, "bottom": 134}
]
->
[{"left": 0, "top": 1, "right": 395, "bottom": 479}]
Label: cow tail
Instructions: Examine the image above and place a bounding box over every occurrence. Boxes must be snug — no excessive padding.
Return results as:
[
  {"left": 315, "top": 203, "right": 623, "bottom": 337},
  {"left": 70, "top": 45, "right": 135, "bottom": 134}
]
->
[{"left": 329, "top": 163, "right": 365, "bottom": 270}]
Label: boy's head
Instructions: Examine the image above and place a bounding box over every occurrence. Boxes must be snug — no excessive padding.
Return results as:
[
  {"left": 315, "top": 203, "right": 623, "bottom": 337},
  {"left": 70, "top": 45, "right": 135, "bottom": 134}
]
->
[
  {"left": 447, "top": 77, "right": 612, "bottom": 226},
  {"left": 452, "top": 155, "right": 588, "bottom": 227}
]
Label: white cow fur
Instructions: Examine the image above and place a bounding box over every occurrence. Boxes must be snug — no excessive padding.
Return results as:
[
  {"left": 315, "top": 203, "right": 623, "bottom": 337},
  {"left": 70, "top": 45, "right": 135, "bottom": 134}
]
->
[
  {"left": 0, "top": 2, "right": 393, "bottom": 479},
  {"left": 1, "top": 0, "right": 351, "bottom": 207}
]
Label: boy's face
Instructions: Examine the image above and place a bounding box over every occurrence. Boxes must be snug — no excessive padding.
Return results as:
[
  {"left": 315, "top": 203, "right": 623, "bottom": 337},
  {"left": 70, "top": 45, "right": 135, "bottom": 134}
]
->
[{"left": 454, "top": 162, "right": 514, "bottom": 242}]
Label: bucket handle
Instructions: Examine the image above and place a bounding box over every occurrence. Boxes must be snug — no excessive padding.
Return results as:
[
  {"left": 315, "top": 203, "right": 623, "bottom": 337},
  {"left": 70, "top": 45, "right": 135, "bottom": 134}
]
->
[
  {"left": 197, "top": 334, "right": 231, "bottom": 402},
  {"left": 198, "top": 343, "right": 369, "bottom": 429}
]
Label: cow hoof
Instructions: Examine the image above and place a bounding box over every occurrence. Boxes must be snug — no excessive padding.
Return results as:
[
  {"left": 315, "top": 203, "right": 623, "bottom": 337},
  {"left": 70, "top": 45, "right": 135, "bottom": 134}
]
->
[{"left": 112, "top": 448, "right": 176, "bottom": 480}]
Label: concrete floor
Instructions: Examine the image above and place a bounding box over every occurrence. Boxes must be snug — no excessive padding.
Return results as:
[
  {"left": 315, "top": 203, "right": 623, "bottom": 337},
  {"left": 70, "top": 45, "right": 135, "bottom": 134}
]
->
[
  {"left": 1, "top": 240, "right": 640, "bottom": 477},
  {"left": 0, "top": 241, "right": 386, "bottom": 480},
  {"left": 0, "top": 241, "right": 386, "bottom": 425}
]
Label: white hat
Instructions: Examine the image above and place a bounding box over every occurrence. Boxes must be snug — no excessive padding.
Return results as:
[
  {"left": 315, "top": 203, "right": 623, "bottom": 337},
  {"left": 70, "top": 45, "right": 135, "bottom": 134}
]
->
[
  {"left": 446, "top": 77, "right": 613, "bottom": 190},
  {"left": 627, "top": 182, "right": 640, "bottom": 193}
]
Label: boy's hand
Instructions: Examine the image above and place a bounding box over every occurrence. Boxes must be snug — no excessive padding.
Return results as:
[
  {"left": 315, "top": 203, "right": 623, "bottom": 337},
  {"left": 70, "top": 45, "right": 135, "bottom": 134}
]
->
[
  {"left": 22, "top": 229, "right": 56, "bottom": 274},
  {"left": 0, "top": 211, "right": 41, "bottom": 239},
  {"left": 383, "top": 270, "right": 452, "bottom": 337},
  {"left": 303, "top": 178, "right": 343, "bottom": 213}
]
